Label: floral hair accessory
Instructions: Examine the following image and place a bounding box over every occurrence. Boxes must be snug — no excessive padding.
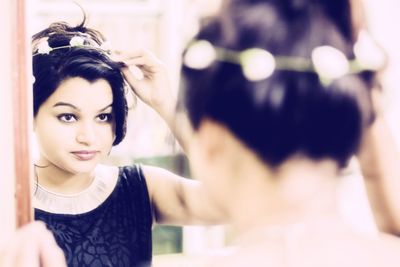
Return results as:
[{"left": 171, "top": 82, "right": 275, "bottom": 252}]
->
[
  {"left": 33, "top": 36, "right": 112, "bottom": 57},
  {"left": 36, "top": 38, "right": 52, "bottom": 54},
  {"left": 69, "top": 36, "right": 85, "bottom": 47},
  {"left": 240, "top": 48, "right": 275, "bottom": 81},
  {"left": 183, "top": 33, "right": 385, "bottom": 85},
  {"left": 311, "top": 46, "right": 350, "bottom": 85},
  {"left": 183, "top": 40, "right": 217, "bottom": 69}
]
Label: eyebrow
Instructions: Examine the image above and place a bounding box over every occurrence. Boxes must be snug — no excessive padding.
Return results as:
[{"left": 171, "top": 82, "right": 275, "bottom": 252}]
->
[
  {"left": 52, "top": 102, "right": 113, "bottom": 112},
  {"left": 98, "top": 104, "right": 113, "bottom": 112},
  {"left": 53, "top": 102, "right": 79, "bottom": 110}
]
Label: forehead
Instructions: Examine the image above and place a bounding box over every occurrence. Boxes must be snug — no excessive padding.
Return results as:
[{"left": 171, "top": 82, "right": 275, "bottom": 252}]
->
[{"left": 46, "top": 77, "right": 113, "bottom": 108}]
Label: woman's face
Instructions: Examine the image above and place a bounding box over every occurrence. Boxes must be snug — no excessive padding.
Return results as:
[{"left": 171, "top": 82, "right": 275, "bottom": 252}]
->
[{"left": 34, "top": 77, "right": 116, "bottom": 175}]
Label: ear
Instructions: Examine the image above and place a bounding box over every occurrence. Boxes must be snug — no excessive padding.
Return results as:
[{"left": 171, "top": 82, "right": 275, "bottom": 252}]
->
[{"left": 195, "top": 119, "right": 233, "bottom": 163}]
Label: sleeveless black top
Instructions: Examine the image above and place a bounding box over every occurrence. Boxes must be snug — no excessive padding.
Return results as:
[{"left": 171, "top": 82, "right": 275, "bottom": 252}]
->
[{"left": 35, "top": 165, "right": 153, "bottom": 267}]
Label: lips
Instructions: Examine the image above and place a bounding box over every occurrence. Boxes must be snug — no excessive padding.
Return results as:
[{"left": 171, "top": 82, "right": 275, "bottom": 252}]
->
[{"left": 71, "top": 151, "right": 98, "bottom": 161}]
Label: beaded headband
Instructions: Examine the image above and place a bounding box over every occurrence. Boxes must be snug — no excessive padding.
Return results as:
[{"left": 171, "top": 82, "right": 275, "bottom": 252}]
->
[
  {"left": 32, "top": 36, "right": 112, "bottom": 57},
  {"left": 183, "top": 30, "right": 385, "bottom": 85}
]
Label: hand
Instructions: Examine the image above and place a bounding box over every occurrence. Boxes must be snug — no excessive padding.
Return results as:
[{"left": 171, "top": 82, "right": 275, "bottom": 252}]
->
[
  {"left": 0, "top": 222, "right": 66, "bottom": 267},
  {"left": 112, "top": 48, "right": 193, "bottom": 152},
  {"left": 112, "top": 49, "right": 176, "bottom": 114}
]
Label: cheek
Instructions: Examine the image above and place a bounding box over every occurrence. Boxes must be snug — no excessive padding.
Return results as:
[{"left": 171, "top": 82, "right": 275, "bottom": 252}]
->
[
  {"left": 98, "top": 124, "right": 115, "bottom": 145},
  {"left": 34, "top": 128, "right": 72, "bottom": 162},
  {"left": 36, "top": 122, "right": 72, "bottom": 146}
]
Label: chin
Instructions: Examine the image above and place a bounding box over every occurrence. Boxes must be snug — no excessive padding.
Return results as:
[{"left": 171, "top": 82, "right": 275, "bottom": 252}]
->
[{"left": 68, "top": 160, "right": 99, "bottom": 174}]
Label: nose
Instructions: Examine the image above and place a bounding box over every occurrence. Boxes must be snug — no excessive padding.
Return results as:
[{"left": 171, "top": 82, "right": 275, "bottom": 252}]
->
[{"left": 76, "top": 121, "right": 96, "bottom": 145}]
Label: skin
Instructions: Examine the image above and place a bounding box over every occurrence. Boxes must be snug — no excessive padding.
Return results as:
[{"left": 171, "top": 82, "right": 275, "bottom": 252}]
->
[
  {"left": 189, "top": 119, "right": 400, "bottom": 267},
  {"left": 358, "top": 92, "right": 400, "bottom": 234},
  {"left": 0, "top": 222, "right": 67, "bottom": 267},
  {"left": 34, "top": 78, "right": 115, "bottom": 194}
]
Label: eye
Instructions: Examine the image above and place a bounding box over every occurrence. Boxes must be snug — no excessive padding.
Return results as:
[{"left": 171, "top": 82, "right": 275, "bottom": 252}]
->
[
  {"left": 57, "top": 114, "right": 77, "bottom": 123},
  {"left": 97, "top": 113, "right": 113, "bottom": 123}
]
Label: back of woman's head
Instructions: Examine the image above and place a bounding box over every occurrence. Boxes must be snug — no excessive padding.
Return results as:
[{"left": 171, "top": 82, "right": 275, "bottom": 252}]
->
[
  {"left": 181, "top": 0, "right": 377, "bottom": 168},
  {"left": 32, "top": 19, "right": 128, "bottom": 145}
]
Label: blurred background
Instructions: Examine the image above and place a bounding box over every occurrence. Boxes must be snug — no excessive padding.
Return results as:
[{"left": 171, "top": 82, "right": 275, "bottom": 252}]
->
[{"left": 1, "top": 0, "right": 399, "bottom": 266}]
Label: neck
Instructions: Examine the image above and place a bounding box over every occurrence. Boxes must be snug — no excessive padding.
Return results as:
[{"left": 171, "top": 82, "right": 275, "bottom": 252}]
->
[
  {"left": 226, "top": 155, "right": 341, "bottom": 235},
  {"left": 34, "top": 163, "right": 96, "bottom": 195}
]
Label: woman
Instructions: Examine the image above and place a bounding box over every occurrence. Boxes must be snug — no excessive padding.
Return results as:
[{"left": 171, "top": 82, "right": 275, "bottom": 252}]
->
[
  {"left": 32, "top": 19, "right": 223, "bottom": 267},
  {"left": 179, "top": 0, "right": 400, "bottom": 266}
]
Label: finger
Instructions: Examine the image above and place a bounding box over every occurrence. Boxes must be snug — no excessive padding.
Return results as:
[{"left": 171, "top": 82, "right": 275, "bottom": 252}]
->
[
  {"left": 116, "top": 56, "right": 156, "bottom": 83},
  {"left": 0, "top": 222, "right": 46, "bottom": 267},
  {"left": 128, "top": 65, "right": 144, "bottom": 81},
  {"left": 122, "top": 57, "right": 148, "bottom": 66},
  {"left": 17, "top": 222, "right": 49, "bottom": 267},
  {"left": 112, "top": 49, "right": 164, "bottom": 68},
  {"left": 122, "top": 58, "right": 163, "bottom": 73},
  {"left": 121, "top": 63, "right": 155, "bottom": 82},
  {"left": 39, "top": 231, "right": 67, "bottom": 267},
  {"left": 14, "top": 238, "right": 41, "bottom": 267},
  {"left": 110, "top": 51, "right": 134, "bottom": 67},
  {"left": 127, "top": 65, "right": 156, "bottom": 81},
  {"left": 121, "top": 67, "right": 145, "bottom": 97},
  {"left": 113, "top": 47, "right": 147, "bottom": 56},
  {"left": 111, "top": 48, "right": 148, "bottom": 62},
  {"left": 0, "top": 242, "right": 16, "bottom": 267}
]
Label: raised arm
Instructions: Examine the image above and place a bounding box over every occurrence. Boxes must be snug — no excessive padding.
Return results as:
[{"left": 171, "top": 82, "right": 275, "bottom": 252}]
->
[
  {"left": 112, "top": 49, "right": 226, "bottom": 225},
  {"left": 113, "top": 49, "right": 193, "bottom": 152},
  {"left": 358, "top": 90, "right": 400, "bottom": 235}
]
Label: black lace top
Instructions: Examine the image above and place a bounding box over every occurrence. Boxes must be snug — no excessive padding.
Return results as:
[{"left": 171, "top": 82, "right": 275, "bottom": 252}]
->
[{"left": 35, "top": 165, "right": 153, "bottom": 267}]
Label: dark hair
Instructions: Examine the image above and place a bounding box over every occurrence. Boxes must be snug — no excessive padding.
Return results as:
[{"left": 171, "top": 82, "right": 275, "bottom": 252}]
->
[
  {"left": 32, "top": 19, "right": 128, "bottom": 145},
  {"left": 181, "top": 0, "right": 376, "bottom": 168}
]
